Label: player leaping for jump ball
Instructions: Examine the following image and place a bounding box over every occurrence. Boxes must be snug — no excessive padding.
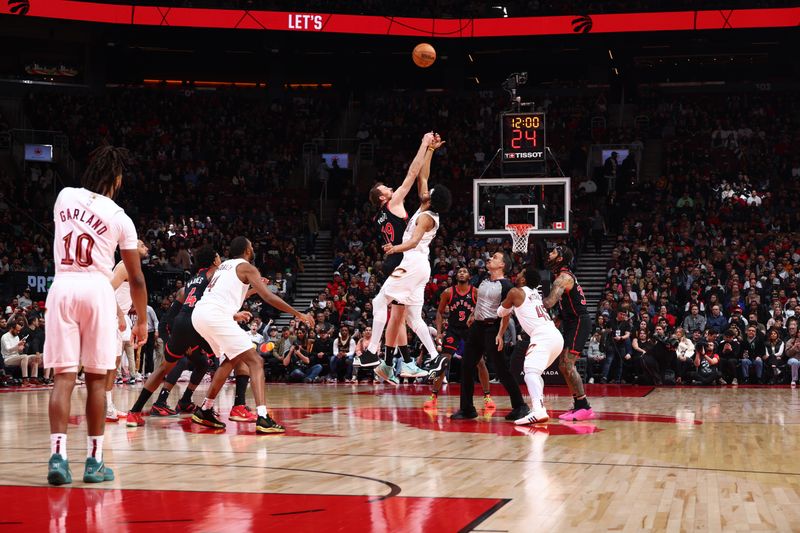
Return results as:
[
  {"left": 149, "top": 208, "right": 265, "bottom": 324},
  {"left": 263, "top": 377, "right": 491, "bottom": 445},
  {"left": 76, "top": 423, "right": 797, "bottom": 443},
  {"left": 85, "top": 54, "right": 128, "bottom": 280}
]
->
[
  {"left": 362, "top": 133, "right": 452, "bottom": 384},
  {"left": 542, "top": 245, "right": 595, "bottom": 421},
  {"left": 361, "top": 132, "right": 443, "bottom": 381},
  {"left": 497, "top": 265, "right": 564, "bottom": 424}
]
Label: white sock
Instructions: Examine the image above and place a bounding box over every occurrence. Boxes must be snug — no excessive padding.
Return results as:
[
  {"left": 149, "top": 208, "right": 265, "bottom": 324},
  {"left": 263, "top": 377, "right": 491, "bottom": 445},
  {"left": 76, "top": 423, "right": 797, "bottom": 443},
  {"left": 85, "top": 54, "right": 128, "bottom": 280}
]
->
[
  {"left": 87, "top": 435, "right": 104, "bottom": 462},
  {"left": 202, "top": 398, "right": 215, "bottom": 410},
  {"left": 256, "top": 405, "right": 267, "bottom": 418},
  {"left": 406, "top": 304, "right": 439, "bottom": 357},
  {"left": 367, "top": 292, "right": 391, "bottom": 354},
  {"left": 51, "top": 433, "right": 67, "bottom": 460},
  {"left": 105, "top": 391, "right": 114, "bottom": 410}
]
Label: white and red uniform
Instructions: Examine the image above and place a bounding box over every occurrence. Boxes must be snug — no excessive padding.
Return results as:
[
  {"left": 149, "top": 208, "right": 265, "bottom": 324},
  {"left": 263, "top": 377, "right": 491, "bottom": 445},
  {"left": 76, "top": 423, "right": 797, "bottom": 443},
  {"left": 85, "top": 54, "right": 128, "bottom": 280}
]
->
[
  {"left": 44, "top": 187, "right": 138, "bottom": 373},
  {"left": 382, "top": 208, "right": 439, "bottom": 306},
  {"left": 191, "top": 258, "right": 251, "bottom": 360},
  {"left": 512, "top": 287, "right": 564, "bottom": 373}
]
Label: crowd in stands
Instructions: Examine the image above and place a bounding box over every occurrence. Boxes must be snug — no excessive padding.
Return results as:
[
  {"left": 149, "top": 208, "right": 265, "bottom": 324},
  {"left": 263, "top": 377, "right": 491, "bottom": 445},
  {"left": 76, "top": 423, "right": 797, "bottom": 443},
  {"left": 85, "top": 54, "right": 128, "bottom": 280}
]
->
[
  {"left": 3, "top": 84, "right": 800, "bottom": 388},
  {"left": 585, "top": 89, "right": 800, "bottom": 386},
  {"left": 93, "top": 0, "right": 795, "bottom": 18}
]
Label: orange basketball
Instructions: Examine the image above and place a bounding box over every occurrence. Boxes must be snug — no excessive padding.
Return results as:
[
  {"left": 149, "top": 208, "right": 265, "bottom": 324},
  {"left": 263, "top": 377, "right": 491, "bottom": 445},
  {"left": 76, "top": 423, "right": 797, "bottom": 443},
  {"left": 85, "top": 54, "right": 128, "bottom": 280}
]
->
[{"left": 412, "top": 43, "right": 436, "bottom": 68}]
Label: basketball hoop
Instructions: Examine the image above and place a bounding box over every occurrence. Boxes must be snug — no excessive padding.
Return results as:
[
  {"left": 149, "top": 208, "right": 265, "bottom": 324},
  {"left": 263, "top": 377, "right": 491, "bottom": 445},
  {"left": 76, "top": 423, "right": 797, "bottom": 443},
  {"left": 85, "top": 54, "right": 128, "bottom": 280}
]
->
[{"left": 506, "top": 224, "right": 534, "bottom": 254}]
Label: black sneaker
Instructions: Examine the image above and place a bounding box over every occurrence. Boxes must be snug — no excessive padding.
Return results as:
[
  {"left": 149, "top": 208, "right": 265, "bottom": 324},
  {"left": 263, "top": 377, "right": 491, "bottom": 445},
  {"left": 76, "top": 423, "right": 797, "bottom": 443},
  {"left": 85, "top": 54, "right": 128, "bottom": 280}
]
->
[
  {"left": 359, "top": 350, "right": 381, "bottom": 368},
  {"left": 427, "top": 355, "right": 447, "bottom": 374},
  {"left": 504, "top": 405, "right": 531, "bottom": 421},
  {"left": 450, "top": 409, "right": 479, "bottom": 420},
  {"left": 192, "top": 408, "right": 226, "bottom": 429},
  {"left": 256, "top": 414, "right": 286, "bottom": 434}
]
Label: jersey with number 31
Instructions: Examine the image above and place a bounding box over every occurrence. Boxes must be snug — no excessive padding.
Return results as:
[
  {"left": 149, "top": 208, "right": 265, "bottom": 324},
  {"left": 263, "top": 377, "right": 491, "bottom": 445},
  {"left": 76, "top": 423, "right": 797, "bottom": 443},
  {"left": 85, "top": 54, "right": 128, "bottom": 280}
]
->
[
  {"left": 514, "top": 286, "right": 562, "bottom": 342},
  {"left": 53, "top": 187, "right": 138, "bottom": 279}
]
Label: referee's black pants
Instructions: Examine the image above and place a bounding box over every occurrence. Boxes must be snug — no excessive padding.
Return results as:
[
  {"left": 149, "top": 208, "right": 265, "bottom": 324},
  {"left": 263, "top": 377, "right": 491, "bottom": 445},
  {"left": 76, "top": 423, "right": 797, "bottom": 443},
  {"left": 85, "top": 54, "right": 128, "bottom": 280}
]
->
[{"left": 460, "top": 320, "right": 526, "bottom": 413}]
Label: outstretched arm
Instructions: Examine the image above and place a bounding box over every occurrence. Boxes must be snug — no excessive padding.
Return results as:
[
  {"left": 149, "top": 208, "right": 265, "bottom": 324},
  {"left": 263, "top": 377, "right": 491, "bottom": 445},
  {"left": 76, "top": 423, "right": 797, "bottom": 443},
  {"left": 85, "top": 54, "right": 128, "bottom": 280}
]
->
[
  {"left": 542, "top": 272, "right": 573, "bottom": 309},
  {"left": 389, "top": 132, "right": 434, "bottom": 208},
  {"left": 417, "top": 133, "right": 444, "bottom": 201},
  {"left": 238, "top": 263, "right": 315, "bottom": 329}
]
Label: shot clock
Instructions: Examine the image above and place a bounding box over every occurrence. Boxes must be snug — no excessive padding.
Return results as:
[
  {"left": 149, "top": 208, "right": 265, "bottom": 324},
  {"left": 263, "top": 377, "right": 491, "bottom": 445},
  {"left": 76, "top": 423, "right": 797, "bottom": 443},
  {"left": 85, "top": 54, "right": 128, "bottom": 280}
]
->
[{"left": 501, "top": 112, "right": 546, "bottom": 163}]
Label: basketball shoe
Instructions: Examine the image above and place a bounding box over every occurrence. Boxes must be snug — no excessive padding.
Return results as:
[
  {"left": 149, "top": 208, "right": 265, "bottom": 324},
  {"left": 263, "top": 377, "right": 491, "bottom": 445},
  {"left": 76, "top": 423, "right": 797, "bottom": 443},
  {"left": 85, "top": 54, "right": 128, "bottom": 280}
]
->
[
  {"left": 83, "top": 457, "right": 114, "bottom": 483},
  {"left": 47, "top": 454, "right": 72, "bottom": 486},
  {"left": 230, "top": 405, "right": 257, "bottom": 422},
  {"left": 192, "top": 408, "right": 226, "bottom": 429},
  {"left": 256, "top": 414, "right": 286, "bottom": 434}
]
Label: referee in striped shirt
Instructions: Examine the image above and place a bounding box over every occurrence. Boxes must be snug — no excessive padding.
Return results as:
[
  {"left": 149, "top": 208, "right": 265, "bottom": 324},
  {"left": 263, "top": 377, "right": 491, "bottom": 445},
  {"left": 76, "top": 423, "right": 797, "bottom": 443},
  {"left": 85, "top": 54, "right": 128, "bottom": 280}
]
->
[{"left": 451, "top": 252, "right": 530, "bottom": 420}]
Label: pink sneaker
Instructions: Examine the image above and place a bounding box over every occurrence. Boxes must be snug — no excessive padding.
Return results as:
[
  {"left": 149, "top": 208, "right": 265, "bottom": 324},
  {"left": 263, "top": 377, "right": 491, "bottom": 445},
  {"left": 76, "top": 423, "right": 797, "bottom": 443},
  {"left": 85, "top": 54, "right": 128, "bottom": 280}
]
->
[
  {"left": 558, "top": 409, "right": 576, "bottom": 421},
  {"left": 561, "top": 408, "right": 596, "bottom": 421},
  {"left": 559, "top": 407, "right": 595, "bottom": 422}
]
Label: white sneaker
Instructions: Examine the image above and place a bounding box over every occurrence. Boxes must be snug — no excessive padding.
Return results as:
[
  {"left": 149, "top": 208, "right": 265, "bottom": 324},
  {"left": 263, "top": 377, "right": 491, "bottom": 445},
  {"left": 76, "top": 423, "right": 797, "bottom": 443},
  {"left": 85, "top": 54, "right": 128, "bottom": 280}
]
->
[
  {"left": 791, "top": 381, "right": 797, "bottom": 388},
  {"left": 514, "top": 408, "right": 550, "bottom": 425},
  {"left": 106, "top": 403, "right": 124, "bottom": 421},
  {"left": 588, "top": 377, "right": 595, "bottom": 384},
  {"left": 732, "top": 378, "right": 738, "bottom": 385},
  {"left": 399, "top": 361, "right": 428, "bottom": 378}
]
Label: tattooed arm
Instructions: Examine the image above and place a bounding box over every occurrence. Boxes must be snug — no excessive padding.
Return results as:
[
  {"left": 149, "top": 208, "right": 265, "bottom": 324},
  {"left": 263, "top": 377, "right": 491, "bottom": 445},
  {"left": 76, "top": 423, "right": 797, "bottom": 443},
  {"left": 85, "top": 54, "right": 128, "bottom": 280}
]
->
[{"left": 542, "top": 272, "right": 574, "bottom": 309}]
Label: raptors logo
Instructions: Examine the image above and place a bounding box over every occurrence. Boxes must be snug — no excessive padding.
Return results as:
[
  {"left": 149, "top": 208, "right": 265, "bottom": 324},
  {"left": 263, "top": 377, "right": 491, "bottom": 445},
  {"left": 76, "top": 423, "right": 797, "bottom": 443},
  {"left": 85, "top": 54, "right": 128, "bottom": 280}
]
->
[
  {"left": 8, "top": 0, "right": 30, "bottom": 15},
  {"left": 571, "top": 14, "right": 593, "bottom": 33}
]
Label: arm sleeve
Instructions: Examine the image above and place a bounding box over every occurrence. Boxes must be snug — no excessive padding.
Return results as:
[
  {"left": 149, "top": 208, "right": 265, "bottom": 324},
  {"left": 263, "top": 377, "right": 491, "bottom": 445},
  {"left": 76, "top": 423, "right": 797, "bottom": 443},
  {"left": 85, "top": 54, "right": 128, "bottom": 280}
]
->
[{"left": 497, "top": 305, "right": 513, "bottom": 317}]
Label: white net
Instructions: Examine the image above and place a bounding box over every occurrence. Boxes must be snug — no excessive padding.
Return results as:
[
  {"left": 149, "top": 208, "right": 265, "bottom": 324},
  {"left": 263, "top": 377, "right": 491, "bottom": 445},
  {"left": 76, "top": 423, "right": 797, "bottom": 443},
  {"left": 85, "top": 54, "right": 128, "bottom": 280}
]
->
[{"left": 506, "top": 224, "right": 533, "bottom": 254}]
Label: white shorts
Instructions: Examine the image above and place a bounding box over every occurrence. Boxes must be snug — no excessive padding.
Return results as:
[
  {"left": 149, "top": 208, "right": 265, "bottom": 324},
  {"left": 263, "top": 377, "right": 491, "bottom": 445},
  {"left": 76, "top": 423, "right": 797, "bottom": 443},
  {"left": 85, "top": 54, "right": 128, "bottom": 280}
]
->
[
  {"left": 525, "top": 334, "right": 565, "bottom": 374},
  {"left": 382, "top": 253, "right": 430, "bottom": 307},
  {"left": 44, "top": 273, "right": 118, "bottom": 373},
  {"left": 191, "top": 304, "right": 252, "bottom": 361}
]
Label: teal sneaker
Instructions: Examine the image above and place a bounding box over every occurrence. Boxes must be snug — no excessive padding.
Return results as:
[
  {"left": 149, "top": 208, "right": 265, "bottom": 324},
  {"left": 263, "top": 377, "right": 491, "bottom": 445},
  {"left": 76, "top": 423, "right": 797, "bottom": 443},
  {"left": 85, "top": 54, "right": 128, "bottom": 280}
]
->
[
  {"left": 47, "top": 454, "right": 72, "bottom": 486},
  {"left": 374, "top": 361, "right": 399, "bottom": 386},
  {"left": 83, "top": 457, "right": 115, "bottom": 483}
]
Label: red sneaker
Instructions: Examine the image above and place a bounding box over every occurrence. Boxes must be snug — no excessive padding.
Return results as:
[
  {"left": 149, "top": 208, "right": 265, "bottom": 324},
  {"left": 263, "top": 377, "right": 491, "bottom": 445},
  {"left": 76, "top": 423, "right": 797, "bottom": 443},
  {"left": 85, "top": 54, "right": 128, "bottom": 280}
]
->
[
  {"left": 483, "top": 394, "right": 496, "bottom": 409},
  {"left": 229, "top": 404, "right": 257, "bottom": 422},
  {"left": 150, "top": 403, "right": 177, "bottom": 417},
  {"left": 126, "top": 412, "right": 146, "bottom": 427}
]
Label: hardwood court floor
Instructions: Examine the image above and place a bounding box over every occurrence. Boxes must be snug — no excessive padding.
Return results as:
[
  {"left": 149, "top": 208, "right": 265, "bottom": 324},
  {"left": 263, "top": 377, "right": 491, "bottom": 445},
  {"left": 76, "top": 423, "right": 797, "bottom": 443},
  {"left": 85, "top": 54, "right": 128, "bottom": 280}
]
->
[{"left": 0, "top": 381, "right": 798, "bottom": 532}]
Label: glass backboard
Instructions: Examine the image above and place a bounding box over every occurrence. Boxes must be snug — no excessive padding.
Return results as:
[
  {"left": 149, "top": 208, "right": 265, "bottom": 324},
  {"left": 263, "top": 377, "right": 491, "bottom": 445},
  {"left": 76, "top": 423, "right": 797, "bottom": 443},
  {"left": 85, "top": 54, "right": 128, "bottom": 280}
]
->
[{"left": 473, "top": 177, "right": 570, "bottom": 236}]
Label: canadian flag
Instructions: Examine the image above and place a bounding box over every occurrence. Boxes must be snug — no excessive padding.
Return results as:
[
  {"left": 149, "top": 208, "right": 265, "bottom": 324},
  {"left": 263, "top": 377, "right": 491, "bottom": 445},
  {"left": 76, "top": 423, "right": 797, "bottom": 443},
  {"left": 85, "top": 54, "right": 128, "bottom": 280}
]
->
[{"left": 553, "top": 221, "right": 565, "bottom": 230}]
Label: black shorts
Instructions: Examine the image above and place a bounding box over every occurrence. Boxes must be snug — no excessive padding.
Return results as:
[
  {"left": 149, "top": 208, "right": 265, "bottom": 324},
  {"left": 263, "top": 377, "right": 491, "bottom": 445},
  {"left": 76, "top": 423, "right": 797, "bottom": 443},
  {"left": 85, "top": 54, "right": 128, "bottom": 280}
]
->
[
  {"left": 442, "top": 328, "right": 469, "bottom": 355},
  {"left": 164, "top": 312, "right": 212, "bottom": 363},
  {"left": 561, "top": 315, "right": 593, "bottom": 356},
  {"left": 381, "top": 253, "right": 404, "bottom": 278}
]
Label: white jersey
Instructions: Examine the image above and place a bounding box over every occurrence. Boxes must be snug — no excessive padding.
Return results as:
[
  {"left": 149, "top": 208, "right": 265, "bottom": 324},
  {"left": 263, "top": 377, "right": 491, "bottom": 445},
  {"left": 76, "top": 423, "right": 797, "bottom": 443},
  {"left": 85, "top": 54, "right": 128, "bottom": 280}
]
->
[
  {"left": 113, "top": 261, "right": 133, "bottom": 314},
  {"left": 196, "top": 258, "right": 249, "bottom": 317},
  {"left": 514, "top": 286, "right": 562, "bottom": 342},
  {"left": 402, "top": 208, "right": 439, "bottom": 257},
  {"left": 52, "top": 187, "right": 137, "bottom": 279}
]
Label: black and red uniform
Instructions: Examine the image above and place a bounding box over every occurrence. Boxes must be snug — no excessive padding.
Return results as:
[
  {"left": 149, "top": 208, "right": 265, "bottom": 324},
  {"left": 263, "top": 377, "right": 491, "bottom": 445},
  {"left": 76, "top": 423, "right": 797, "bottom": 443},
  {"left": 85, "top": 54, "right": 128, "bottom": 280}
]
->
[
  {"left": 375, "top": 205, "right": 407, "bottom": 278},
  {"left": 164, "top": 268, "right": 213, "bottom": 362},
  {"left": 442, "top": 285, "right": 477, "bottom": 355},
  {"left": 555, "top": 267, "right": 592, "bottom": 355}
]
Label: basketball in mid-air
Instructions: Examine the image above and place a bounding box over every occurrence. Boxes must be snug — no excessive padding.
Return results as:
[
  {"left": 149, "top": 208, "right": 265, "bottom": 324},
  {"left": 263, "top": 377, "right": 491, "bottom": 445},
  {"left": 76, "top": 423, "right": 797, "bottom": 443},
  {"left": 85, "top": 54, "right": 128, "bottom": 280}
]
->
[{"left": 412, "top": 43, "right": 436, "bottom": 68}]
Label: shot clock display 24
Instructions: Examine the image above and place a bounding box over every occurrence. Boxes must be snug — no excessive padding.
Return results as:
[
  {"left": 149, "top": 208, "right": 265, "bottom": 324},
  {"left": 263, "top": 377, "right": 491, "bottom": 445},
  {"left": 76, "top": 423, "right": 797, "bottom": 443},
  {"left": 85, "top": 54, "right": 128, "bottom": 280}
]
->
[{"left": 502, "top": 112, "right": 546, "bottom": 163}]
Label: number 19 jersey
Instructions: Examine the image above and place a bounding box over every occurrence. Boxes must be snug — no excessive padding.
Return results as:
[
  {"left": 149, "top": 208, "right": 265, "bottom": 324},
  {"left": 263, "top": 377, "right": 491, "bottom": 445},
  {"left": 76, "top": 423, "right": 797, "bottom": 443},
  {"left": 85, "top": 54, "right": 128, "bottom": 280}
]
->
[{"left": 53, "top": 187, "right": 138, "bottom": 279}]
